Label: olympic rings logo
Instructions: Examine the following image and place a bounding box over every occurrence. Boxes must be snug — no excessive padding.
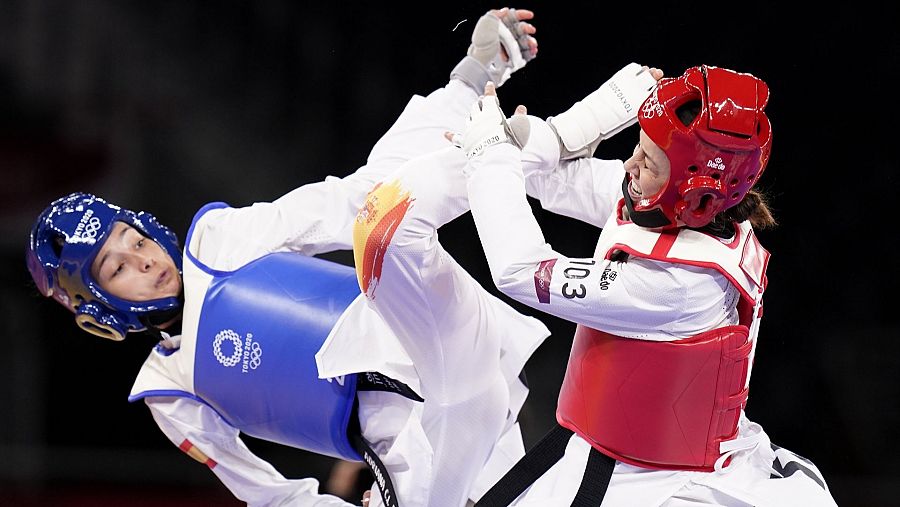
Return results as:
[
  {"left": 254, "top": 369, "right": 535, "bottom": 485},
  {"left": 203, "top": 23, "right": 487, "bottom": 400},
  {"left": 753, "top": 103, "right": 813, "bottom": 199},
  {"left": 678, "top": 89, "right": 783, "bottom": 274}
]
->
[
  {"left": 641, "top": 91, "right": 663, "bottom": 119},
  {"left": 213, "top": 329, "right": 242, "bottom": 367},
  {"left": 74, "top": 213, "right": 103, "bottom": 241},
  {"left": 248, "top": 341, "right": 262, "bottom": 370},
  {"left": 81, "top": 216, "right": 102, "bottom": 239}
]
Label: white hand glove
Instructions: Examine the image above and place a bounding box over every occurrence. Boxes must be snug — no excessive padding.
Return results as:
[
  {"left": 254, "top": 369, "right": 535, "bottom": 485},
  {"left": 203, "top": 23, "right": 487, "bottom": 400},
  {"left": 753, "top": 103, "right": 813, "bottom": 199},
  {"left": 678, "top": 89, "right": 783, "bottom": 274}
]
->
[
  {"left": 548, "top": 63, "right": 659, "bottom": 159},
  {"left": 460, "top": 83, "right": 522, "bottom": 159},
  {"left": 451, "top": 8, "right": 537, "bottom": 93}
]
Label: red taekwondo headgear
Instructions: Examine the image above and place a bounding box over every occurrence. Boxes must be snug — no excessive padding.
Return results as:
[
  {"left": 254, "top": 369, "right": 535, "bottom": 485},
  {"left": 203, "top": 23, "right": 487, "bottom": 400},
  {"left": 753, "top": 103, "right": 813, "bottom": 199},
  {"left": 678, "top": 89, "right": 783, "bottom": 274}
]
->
[{"left": 624, "top": 65, "right": 772, "bottom": 229}]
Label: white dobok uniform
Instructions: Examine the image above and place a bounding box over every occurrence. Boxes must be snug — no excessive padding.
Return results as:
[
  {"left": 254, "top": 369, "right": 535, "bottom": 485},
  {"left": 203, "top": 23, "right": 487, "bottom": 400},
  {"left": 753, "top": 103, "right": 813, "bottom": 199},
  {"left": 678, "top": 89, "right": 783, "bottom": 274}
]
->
[
  {"left": 126, "top": 80, "right": 548, "bottom": 507},
  {"left": 459, "top": 122, "right": 839, "bottom": 506},
  {"left": 349, "top": 127, "right": 572, "bottom": 506}
]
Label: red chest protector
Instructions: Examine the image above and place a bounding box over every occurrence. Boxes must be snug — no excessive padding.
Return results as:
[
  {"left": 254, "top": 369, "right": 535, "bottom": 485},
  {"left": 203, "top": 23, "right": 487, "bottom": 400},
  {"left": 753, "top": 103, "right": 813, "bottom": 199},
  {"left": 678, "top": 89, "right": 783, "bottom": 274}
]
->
[{"left": 556, "top": 204, "right": 769, "bottom": 471}]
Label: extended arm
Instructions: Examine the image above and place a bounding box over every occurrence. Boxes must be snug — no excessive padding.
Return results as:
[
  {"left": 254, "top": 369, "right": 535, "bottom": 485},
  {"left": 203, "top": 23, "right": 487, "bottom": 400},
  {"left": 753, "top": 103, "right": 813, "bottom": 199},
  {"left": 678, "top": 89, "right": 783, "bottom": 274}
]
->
[
  {"left": 194, "top": 8, "right": 541, "bottom": 267},
  {"left": 463, "top": 85, "right": 737, "bottom": 340},
  {"left": 146, "top": 397, "right": 356, "bottom": 507},
  {"left": 518, "top": 115, "right": 625, "bottom": 227},
  {"left": 447, "top": 63, "right": 660, "bottom": 228}
]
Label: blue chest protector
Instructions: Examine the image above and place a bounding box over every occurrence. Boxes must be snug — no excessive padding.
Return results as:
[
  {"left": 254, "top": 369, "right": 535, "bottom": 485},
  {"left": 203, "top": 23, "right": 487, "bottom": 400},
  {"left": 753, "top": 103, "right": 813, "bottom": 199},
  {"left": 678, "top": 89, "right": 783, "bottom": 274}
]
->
[{"left": 193, "top": 252, "right": 361, "bottom": 461}]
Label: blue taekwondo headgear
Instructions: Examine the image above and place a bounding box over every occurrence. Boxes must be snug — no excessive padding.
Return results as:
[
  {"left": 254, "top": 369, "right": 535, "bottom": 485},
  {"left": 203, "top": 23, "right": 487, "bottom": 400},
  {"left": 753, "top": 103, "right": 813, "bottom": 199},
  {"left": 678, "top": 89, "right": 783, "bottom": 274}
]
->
[{"left": 26, "top": 192, "right": 184, "bottom": 341}]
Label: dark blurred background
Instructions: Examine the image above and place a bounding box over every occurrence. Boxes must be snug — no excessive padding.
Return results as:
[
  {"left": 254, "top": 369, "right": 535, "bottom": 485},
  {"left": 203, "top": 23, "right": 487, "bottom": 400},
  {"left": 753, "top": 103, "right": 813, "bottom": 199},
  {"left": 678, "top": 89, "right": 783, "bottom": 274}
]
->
[{"left": 1, "top": 1, "right": 896, "bottom": 506}]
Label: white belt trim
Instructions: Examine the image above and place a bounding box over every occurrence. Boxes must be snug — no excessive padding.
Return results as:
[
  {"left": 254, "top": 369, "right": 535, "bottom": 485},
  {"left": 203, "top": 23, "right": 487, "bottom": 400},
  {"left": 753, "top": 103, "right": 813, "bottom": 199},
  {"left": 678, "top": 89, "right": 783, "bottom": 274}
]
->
[{"left": 715, "top": 425, "right": 765, "bottom": 472}]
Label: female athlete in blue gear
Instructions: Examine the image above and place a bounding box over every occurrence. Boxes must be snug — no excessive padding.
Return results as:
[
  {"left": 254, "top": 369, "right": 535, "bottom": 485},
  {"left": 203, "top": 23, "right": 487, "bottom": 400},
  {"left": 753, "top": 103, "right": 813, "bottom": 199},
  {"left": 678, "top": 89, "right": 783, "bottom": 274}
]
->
[{"left": 26, "top": 8, "right": 542, "bottom": 507}]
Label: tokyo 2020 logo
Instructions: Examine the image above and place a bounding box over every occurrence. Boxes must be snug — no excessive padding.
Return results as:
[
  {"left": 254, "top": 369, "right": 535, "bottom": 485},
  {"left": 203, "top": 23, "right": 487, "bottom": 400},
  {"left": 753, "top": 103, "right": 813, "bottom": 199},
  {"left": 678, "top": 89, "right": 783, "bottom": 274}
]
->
[
  {"left": 213, "top": 329, "right": 242, "bottom": 367},
  {"left": 213, "top": 329, "right": 263, "bottom": 372}
]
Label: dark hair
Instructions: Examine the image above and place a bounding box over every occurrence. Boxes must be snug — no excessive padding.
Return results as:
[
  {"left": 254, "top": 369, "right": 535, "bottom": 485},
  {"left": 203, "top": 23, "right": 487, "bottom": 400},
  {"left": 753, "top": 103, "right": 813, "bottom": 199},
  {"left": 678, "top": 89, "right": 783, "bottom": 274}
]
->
[{"left": 711, "top": 189, "right": 777, "bottom": 230}]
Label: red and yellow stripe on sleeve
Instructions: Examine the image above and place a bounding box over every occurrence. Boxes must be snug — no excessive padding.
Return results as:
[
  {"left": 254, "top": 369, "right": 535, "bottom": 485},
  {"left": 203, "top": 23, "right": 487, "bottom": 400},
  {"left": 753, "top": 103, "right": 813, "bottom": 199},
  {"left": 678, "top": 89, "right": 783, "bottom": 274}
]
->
[
  {"left": 179, "top": 439, "right": 217, "bottom": 469},
  {"left": 353, "top": 180, "right": 414, "bottom": 298}
]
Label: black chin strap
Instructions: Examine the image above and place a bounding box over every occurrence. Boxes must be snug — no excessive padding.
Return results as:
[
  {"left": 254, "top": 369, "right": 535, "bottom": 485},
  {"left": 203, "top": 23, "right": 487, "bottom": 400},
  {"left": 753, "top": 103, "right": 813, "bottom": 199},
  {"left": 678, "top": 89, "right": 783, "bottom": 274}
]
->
[
  {"left": 136, "top": 292, "right": 185, "bottom": 340},
  {"left": 621, "top": 176, "right": 672, "bottom": 229},
  {"left": 620, "top": 176, "right": 737, "bottom": 239},
  {"left": 137, "top": 308, "right": 183, "bottom": 341}
]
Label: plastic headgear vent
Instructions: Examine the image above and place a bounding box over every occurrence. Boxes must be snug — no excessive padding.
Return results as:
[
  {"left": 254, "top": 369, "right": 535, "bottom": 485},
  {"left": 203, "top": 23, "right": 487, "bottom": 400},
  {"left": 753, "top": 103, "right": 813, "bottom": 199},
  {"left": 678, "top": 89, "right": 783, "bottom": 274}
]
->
[
  {"left": 626, "top": 65, "right": 772, "bottom": 229},
  {"left": 26, "top": 192, "right": 183, "bottom": 341}
]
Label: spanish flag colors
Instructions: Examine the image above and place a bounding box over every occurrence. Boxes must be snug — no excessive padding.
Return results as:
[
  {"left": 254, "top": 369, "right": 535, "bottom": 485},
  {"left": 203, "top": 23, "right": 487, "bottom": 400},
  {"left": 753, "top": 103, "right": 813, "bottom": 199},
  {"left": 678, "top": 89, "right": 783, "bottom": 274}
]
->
[{"left": 353, "top": 180, "right": 414, "bottom": 298}]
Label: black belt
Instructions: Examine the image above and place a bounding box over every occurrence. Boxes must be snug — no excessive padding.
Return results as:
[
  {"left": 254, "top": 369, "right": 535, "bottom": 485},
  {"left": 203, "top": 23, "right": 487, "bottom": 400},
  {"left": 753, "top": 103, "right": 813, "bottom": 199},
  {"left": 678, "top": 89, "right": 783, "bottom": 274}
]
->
[
  {"left": 475, "top": 424, "right": 615, "bottom": 507},
  {"left": 350, "top": 432, "right": 400, "bottom": 507},
  {"left": 357, "top": 371, "right": 424, "bottom": 401},
  {"left": 348, "top": 371, "right": 425, "bottom": 507}
]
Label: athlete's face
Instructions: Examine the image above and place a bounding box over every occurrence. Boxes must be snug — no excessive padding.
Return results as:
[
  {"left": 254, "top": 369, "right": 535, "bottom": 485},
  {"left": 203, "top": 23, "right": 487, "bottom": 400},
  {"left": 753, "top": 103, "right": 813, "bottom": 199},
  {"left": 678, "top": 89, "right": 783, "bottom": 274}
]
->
[
  {"left": 623, "top": 130, "right": 670, "bottom": 202},
  {"left": 91, "top": 222, "right": 181, "bottom": 302}
]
